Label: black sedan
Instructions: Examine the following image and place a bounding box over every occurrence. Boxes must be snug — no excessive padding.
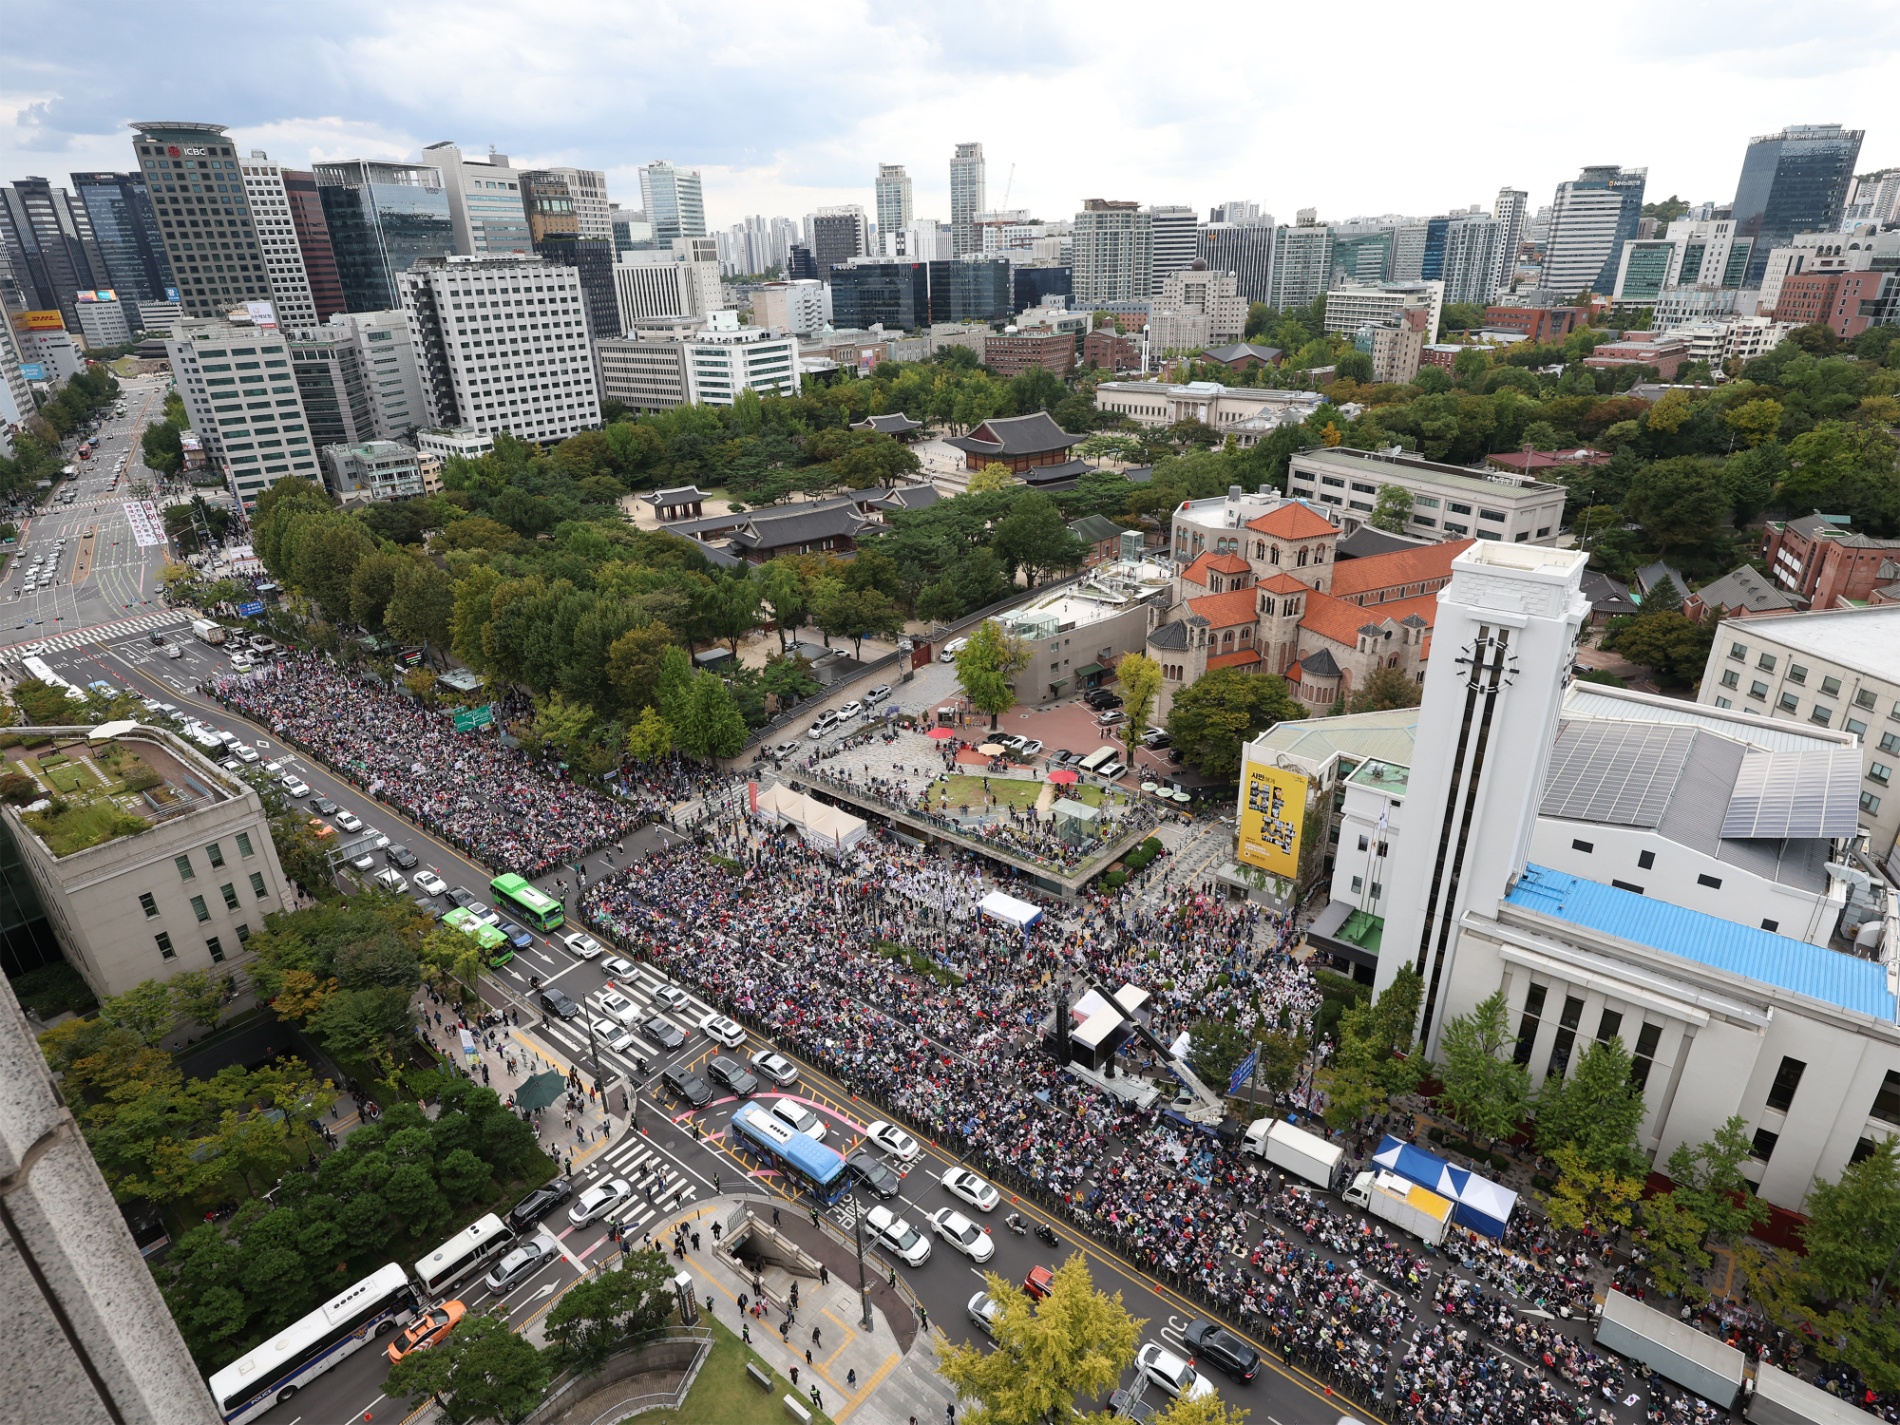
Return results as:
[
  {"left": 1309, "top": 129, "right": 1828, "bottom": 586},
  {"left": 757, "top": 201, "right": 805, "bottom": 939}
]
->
[
  {"left": 660, "top": 1065, "right": 713, "bottom": 1107},
  {"left": 705, "top": 1055, "right": 759, "bottom": 1096},
  {"left": 643, "top": 1016, "right": 687, "bottom": 1050},
  {"left": 539, "top": 988, "right": 581, "bottom": 1020},
  {"left": 845, "top": 1150, "right": 902, "bottom": 1199},
  {"left": 1184, "top": 1319, "right": 1260, "bottom": 1381},
  {"left": 507, "top": 1178, "right": 574, "bottom": 1231}
]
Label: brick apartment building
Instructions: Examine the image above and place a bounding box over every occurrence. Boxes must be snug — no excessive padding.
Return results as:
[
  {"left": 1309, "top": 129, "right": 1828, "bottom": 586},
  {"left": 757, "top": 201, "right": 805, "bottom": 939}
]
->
[
  {"left": 1771, "top": 270, "right": 1888, "bottom": 340},
  {"left": 1482, "top": 305, "right": 1587, "bottom": 343},
  {"left": 982, "top": 329, "right": 1075, "bottom": 377}
]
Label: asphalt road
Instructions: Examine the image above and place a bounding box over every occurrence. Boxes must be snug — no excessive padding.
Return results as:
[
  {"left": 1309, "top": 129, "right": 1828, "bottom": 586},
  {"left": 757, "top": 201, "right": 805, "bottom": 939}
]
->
[{"left": 3, "top": 375, "right": 177, "bottom": 644}]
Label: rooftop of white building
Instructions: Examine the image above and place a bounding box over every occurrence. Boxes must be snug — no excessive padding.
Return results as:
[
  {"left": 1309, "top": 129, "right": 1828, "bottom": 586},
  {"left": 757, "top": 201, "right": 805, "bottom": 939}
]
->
[
  {"left": 1719, "top": 605, "right": 1900, "bottom": 677},
  {"left": 995, "top": 558, "right": 1174, "bottom": 639}
]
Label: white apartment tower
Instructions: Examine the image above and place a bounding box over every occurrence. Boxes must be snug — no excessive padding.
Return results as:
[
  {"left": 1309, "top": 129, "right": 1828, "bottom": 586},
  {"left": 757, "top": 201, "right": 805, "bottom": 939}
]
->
[
  {"left": 1544, "top": 165, "right": 1647, "bottom": 297},
  {"left": 1492, "top": 187, "right": 1529, "bottom": 296},
  {"left": 1375, "top": 543, "right": 1593, "bottom": 1050},
  {"left": 1072, "top": 200, "right": 1151, "bottom": 305},
  {"left": 237, "top": 151, "right": 319, "bottom": 331},
  {"left": 1147, "top": 205, "right": 1200, "bottom": 295},
  {"left": 322, "top": 309, "right": 427, "bottom": 441},
  {"left": 1439, "top": 214, "right": 1502, "bottom": 306},
  {"left": 165, "top": 315, "right": 322, "bottom": 507},
  {"left": 398, "top": 254, "right": 600, "bottom": 443},
  {"left": 420, "top": 142, "right": 532, "bottom": 257},
  {"left": 1268, "top": 223, "right": 1335, "bottom": 310},
  {"left": 875, "top": 164, "right": 914, "bottom": 239},
  {"left": 950, "top": 142, "right": 985, "bottom": 257}
]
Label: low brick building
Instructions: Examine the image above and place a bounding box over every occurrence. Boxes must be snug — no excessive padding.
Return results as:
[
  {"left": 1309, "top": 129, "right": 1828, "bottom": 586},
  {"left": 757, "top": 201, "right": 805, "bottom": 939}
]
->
[
  {"left": 1082, "top": 328, "right": 1142, "bottom": 373},
  {"left": 1771, "top": 270, "right": 1887, "bottom": 340},
  {"left": 1584, "top": 332, "right": 1689, "bottom": 380},
  {"left": 1762, "top": 510, "right": 1900, "bottom": 608},
  {"left": 1482, "top": 305, "right": 1587, "bottom": 344},
  {"left": 983, "top": 328, "right": 1075, "bottom": 377}
]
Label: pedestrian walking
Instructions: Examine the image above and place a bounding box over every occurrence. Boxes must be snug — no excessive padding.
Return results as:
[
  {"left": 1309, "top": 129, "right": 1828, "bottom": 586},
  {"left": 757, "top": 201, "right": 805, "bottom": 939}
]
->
[
  {"left": 819, "top": 1264, "right": 830, "bottom": 1286},
  {"left": 811, "top": 1324, "right": 821, "bottom": 1347},
  {"left": 847, "top": 1368, "right": 857, "bottom": 1389}
]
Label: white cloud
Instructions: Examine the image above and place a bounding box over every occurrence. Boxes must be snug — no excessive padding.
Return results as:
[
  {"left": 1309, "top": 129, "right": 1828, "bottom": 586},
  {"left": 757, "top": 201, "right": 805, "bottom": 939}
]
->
[{"left": 3, "top": 0, "right": 1894, "bottom": 228}]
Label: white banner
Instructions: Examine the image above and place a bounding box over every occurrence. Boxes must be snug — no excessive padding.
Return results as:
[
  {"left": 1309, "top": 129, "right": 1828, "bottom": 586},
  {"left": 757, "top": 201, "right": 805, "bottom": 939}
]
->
[{"left": 123, "top": 500, "right": 166, "bottom": 548}]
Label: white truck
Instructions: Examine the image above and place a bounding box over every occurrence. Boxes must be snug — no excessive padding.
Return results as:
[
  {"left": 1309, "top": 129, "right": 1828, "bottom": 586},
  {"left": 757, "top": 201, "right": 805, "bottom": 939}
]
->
[
  {"left": 1594, "top": 1290, "right": 1744, "bottom": 1411},
  {"left": 190, "top": 619, "right": 226, "bottom": 646},
  {"left": 1748, "top": 1362, "right": 1875, "bottom": 1425},
  {"left": 1342, "top": 1169, "right": 1453, "bottom": 1247},
  {"left": 1241, "top": 1117, "right": 1346, "bottom": 1190}
]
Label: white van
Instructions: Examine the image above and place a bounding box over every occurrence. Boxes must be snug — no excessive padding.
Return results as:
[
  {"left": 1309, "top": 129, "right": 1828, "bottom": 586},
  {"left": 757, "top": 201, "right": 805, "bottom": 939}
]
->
[
  {"left": 807, "top": 710, "right": 839, "bottom": 739},
  {"left": 1076, "top": 746, "right": 1121, "bottom": 774},
  {"left": 769, "top": 1099, "right": 827, "bottom": 1143}
]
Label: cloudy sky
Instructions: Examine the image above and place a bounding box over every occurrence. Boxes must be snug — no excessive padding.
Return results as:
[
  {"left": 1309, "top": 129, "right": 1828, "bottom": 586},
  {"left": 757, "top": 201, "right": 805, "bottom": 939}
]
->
[{"left": 5, "top": 0, "right": 1897, "bottom": 229}]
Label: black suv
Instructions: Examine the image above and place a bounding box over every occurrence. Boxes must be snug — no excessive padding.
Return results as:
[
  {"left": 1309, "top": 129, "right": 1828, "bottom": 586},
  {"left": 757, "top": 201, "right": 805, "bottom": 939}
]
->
[
  {"left": 385, "top": 843, "right": 419, "bottom": 870},
  {"left": 705, "top": 1055, "right": 759, "bottom": 1097},
  {"left": 660, "top": 1065, "right": 713, "bottom": 1107},
  {"left": 507, "top": 1178, "right": 574, "bottom": 1231},
  {"left": 539, "top": 988, "right": 581, "bottom": 1020},
  {"left": 1085, "top": 689, "right": 1122, "bottom": 710},
  {"left": 1183, "top": 1320, "right": 1260, "bottom": 1381},
  {"left": 845, "top": 1150, "right": 901, "bottom": 1199}
]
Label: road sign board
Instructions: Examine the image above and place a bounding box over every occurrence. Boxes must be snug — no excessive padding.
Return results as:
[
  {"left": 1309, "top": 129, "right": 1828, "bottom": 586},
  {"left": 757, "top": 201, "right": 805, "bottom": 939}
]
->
[
  {"left": 453, "top": 703, "right": 495, "bottom": 733},
  {"left": 236, "top": 600, "right": 265, "bottom": 617}
]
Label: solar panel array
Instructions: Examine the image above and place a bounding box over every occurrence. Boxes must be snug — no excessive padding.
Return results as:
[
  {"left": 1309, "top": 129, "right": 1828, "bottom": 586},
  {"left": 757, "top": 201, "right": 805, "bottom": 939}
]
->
[
  {"left": 1540, "top": 721, "right": 1698, "bottom": 828},
  {"left": 1721, "top": 748, "right": 1863, "bottom": 840}
]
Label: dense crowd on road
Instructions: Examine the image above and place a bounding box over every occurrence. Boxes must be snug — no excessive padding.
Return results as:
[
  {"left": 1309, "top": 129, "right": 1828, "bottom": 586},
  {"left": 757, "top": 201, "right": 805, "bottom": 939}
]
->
[{"left": 212, "top": 657, "right": 646, "bottom": 874}]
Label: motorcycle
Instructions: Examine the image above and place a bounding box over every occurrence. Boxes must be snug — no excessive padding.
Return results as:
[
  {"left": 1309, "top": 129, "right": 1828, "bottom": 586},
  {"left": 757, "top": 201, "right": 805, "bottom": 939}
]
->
[
  {"left": 1006, "top": 1214, "right": 1028, "bottom": 1236},
  {"left": 1034, "top": 1223, "right": 1059, "bottom": 1248}
]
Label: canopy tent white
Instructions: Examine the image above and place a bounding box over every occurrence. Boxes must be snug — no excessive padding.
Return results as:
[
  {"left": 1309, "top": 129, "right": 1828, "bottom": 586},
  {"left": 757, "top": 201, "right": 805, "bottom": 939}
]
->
[
  {"left": 977, "top": 890, "right": 1043, "bottom": 929},
  {"left": 751, "top": 783, "right": 868, "bottom": 857}
]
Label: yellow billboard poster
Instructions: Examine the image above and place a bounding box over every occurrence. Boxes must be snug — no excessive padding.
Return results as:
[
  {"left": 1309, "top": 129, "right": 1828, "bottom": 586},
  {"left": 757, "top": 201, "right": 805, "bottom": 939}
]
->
[{"left": 1237, "top": 761, "right": 1306, "bottom": 878}]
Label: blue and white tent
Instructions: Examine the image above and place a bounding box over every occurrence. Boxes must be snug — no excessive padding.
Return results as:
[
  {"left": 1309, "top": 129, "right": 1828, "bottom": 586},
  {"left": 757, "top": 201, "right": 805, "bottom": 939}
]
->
[{"left": 1371, "top": 1135, "right": 1518, "bottom": 1239}]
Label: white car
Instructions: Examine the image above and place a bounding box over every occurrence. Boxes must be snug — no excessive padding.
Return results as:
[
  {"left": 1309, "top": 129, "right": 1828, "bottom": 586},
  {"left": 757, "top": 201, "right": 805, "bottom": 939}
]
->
[
  {"left": 333, "top": 810, "right": 363, "bottom": 832},
  {"left": 939, "top": 636, "right": 969, "bottom": 663},
  {"left": 348, "top": 851, "right": 376, "bottom": 873},
  {"left": 282, "top": 778, "right": 311, "bottom": 798},
  {"left": 864, "top": 1205, "right": 931, "bottom": 1267},
  {"left": 865, "top": 1120, "right": 922, "bottom": 1164},
  {"left": 967, "top": 1291, "right": 1003, "bottom": 1339},
  {"left": 699, "top": 1012, "right": 745, "bottom": 1049},
  {"left": 597, "top": 990, "right": 640, "bottom": 1026},
  {"left": 928, "top": 1208, "right": 994, "bottom": 1263},
  {"left": 230, "top": 654, "right": 255, "bottom": 673},
  {"left": 414, "top": 870, "right": 448, "bottom": 896},
  {"left": 837, "top": 700, "right": 863, "bottom": 721},
  {"left": 652, "top": 983, "right": 690, "bottom": 1011},
  {"left": 466, "top": 902, "right": 500, "bottom": 927},
  {"left": 263, "top": 759, "right": 289, "bottom": 776},
  {"left": 940, "top": 1166, "right": 1000, "bottom": 1213},
  {"left": 749, "top": 1048, "right": 798, "bottom": 1087},
  {"left": 601, "top": 955, "right": 636, "bottom": 980},
  {"left": 1137, "top": 1343, "right": 1216, "bottom": 1402},
  {"left": 373, "top": 868, "right": 408, "bottom": 894},
  {"left": 231, "top": 744, "right": 259, "bottom": 762},
  {"left": 769, "top": 1099, "right": 827, "bottom": 1143},
  {"left": 568, "top": 1178, "right": 633, "bottom": 1226},
  {"left": 590, "top": 1017, "right": 637, "bottom": 1053},
  {"left": 561, "top": 931, "right": 604, "bottom": 960}
]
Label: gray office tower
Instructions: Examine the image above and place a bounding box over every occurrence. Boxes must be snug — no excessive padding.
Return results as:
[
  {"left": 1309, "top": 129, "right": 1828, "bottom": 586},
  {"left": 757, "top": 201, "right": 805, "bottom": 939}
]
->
[
  {"left": 126, "top": 121, "right": 276, "bottom": 321},
  {"left": 0, "top": 178, "right": 110, "bottom": 327},
  {"left": 312, "top": 160, "right": 455, "bottom": 313},
  {"left": 1731, "top": 123, "right": 1864, "bottom": 286}
]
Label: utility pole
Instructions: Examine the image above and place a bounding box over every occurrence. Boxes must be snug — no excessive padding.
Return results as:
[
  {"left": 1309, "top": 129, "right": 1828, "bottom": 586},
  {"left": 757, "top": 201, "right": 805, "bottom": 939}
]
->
[{"left": 850, "top": 1193, "right": 873, "bottom": 1331}]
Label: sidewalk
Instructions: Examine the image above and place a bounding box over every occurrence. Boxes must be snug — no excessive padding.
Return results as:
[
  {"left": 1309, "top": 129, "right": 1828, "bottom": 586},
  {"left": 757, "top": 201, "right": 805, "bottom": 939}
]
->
[{"left": 659, "top": 1194, "right": 959, "bottom": 1425}]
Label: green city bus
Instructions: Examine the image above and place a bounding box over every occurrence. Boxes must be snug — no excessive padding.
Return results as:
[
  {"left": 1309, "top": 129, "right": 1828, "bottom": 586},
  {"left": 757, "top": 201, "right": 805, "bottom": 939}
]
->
[
  {"left": 490, "top": 873, "right": 564, "bottom": 931},
  {"left": 443, "top": 906, "right": 514, "bottom": 968}
]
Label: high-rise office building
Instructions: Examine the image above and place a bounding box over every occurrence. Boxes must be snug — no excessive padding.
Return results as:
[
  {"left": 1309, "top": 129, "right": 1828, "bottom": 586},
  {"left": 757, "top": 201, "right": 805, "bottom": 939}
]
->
[
  {"left": 282, "top": 170, "right": 344, "bottom": 322},
  {"left": 312, "top": 160, "right": 455, "bottom": 313},
  {"left": 1196, "top": 220, "right": 1275, "bottom": 304},
  {"left": 398, "top": 254, "right": 600, "bottom": 441},
  {"left": 1491, "top": 187, "right": 1528, "bottom": 296},
  {"left": 1267, "top": 223, "right": 1334, "bottom": 310},
  {"left": 875, "top": 164, "right": 913, "bottom": 239},
  {"left": 950, "top": 142, "right": 985, "bottom": 257},
  {"left": 1731, "top": 124, "right": 1864, "bottom": 286},
  {"left": 521, "top": 170, "right": 619, "bottom": 337},
  {"left": 288, "top": 327, "right": 375, "bottom": 449},
  {"left": 1329, "top": 224, "right": 1396, "bottom": 287},
  {"left": 1072, "top": 199, "right": 1151, "bottom": 305},
  {"left": 1436, "top": 213, "right": 1502, "bottom": 306},
  {"left": 69, "top": 171, "right": 175, "bottom": 311},
  {"left": 0, "top": 178, "right": 109, "bottom": 327},
  {"left": 808, "top": 206, "right": 868, "bottom": 277},
  {"left": 165, "top": 313, "right": 322, "bottom": 505},
  {"left": 1388, "top": 223, "right": 1428, "bottom": 282},
  {"left": 1146, "top": 205, "right": 1199, "bottom": 296},
  {"left": 127, "top": 121, "right": 277, "bottom": 322},
  {"left": 1543, "top": 165, "right": 1647, "bottom": 296},
  {"left": 420, "top": 142, "right": 532, "bottom": 257},
  {"left": 321, "top": 309, "right": 427, "bottom": 441},
  {"left": 540, "top": 167, "right": 612, "bottom": 240},
  {"left": 1211, "top": 200, "right": 1262, "bottom": 223},
  {"left": 237, "top": 151, "right": 320, "bottom": 331},
  {"left": 1843, "top": 168, "right": 1900, "bottom": 228},
  {"left": 638, "top": 161, "right": 706, "bottom": 243},
  {"left": 521, "top": 171, "right": 578, "bottom": 244}
]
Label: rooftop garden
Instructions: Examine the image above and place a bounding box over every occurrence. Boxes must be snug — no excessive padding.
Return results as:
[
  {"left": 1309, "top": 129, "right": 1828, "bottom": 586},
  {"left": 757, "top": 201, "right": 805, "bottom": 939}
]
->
[{"left": 1, "top": 736, "right": 172, "bottom": 856}]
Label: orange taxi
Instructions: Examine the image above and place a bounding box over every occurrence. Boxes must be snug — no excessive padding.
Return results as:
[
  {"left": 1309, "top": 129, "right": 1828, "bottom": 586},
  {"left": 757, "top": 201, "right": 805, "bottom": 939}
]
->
[{"left": 385, "top": 1300, "right": 466, "bottom": 1363}]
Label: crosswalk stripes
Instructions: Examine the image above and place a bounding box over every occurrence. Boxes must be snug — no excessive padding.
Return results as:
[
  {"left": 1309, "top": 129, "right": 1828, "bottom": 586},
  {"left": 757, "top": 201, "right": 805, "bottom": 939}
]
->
[{"left": 4, "top": 609, "right": 189, "bottom": 655}]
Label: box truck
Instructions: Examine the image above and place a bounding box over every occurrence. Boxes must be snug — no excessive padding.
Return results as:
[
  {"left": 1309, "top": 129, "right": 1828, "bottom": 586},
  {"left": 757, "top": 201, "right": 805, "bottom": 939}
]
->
[
  {"left": 1748, "top": 1363, "right": 1875, "bottom": 1425},
  {"left": 191, "top": 619, "right": 225, "bottom": 646},
  {"left": 1593, "top": 1290, "right": 1744, "bottom": 1411},
  {"left": 1241, "top": 1117, "right": 1346, "bottom": 1190},
  {"left": 1342, "top": 1169, "right": 1452, "bottom": 1247}
]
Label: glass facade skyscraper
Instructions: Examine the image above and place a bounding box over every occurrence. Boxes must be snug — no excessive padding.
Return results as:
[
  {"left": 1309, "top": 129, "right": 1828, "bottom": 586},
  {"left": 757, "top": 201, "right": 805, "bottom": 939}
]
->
[
  {"left": 1731, "top": 124, "right": 1864, "bottom": 287},
  {"left": 312, "top": 160, "right": 454, "bottom": 312},
  {"left": 638, "top": 162, "right": 706, "bottom": 243},
  {"left": 69, "top": 171, "right": 175, "bottom": 306}
]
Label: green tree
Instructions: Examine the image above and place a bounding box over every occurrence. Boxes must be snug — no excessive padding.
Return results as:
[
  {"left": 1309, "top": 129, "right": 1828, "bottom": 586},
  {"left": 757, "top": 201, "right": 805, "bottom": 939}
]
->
[
  {"left": 1543, "top": 1142, "right": 1646, "bottom": 1239},
  {"left": 968, "top": 463, "right": 1013, "bottom": 494},
  {"left": 673, "top": 673, "right": 748, "bottom": 760},
  {"left": 1644, "top": 1117, "right": 1766, "bottom": 1301},
  {"left": 1153, "top": 1395, "right": 1254, "bottom": 1425},
  {"left": 384, "top": 560, "right": 456, "bottom": 653},
  {"left": 1186, "top": 1017, "right": 1254, "bottom": 1094},
  {"left": 141, "top": 418, "right": 185, "bottom": 475},
  {"left": 100, "top": 979, "right": 179, "bottom": 1046},
  {"left": 991, "top": 493, "right": 1085, "bottom": 588},
  {"left": 1532, "top": 1037, "right": 1646, "bottom": 1174},
  {"left": 1347, "top": 666, "right": 1422, "bottom": 713},
  {"left": 167, "top": 969, "right": 229, "bottom": 1036},
  {"left": 954, "top": 620, "right": 1032, "bottom": 728},
  {"left": 1722, "top": 397, "right": 1785, "bottom": 447},
  {"left": 383, "top": 1313, "right": 551, "bottom": 1424},
  {"left": 1323, "top": 966, "right": 1424, "bottom": 1132},
  {"left": 938, "top": 1254, "right": 1141, "bottom": 1425},
  {"left": 1165, "top": 669, "right": 1301, "bottom": 780},
  {"left": 1434, "top": 990, "right": 1530, "bottom": 1150},
  {"left": 1369, "top": 483, "right": 1413, "bottom": 533},
  {"left": 1114, "top": 652, "right": 1163, "bottom": 762},
  {"left": 1622, "top": 457, "right": 1732, "bottom": 566},
  {"left": 762, "top": 556, "right": 812, "bottom": 651},
  {"left": 623, "top": 706, "right": 674, "bottom": 763},
  {"left": 544, "top": 1249, "right": 677, "bottom": 1369},
  {"left": 1601, "top": 609, "right": 1715, "bottom": 687}
]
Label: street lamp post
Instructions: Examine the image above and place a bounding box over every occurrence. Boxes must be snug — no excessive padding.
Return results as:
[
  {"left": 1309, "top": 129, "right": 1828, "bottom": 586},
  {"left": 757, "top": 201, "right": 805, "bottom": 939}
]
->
[{"left": 850, "top": 1194, "right": 873, "bottom": 1331}]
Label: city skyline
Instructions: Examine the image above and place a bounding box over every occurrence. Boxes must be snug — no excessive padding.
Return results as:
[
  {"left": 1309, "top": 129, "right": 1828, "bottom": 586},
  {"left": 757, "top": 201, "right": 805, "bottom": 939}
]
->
[{"left": 4, "top": 1, "right": 1896, "bottom": 235}]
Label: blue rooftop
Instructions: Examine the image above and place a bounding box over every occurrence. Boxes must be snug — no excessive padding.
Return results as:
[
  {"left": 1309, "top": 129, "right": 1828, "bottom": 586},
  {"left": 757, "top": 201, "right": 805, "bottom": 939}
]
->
[{"left": 1505, "top": 864, "right": 1896, "bottom": 1021}]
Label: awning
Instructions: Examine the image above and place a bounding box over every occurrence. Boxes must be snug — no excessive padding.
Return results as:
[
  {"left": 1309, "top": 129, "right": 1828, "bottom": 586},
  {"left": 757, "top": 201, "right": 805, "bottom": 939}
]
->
[
  {"left": 1073, "top": 662, "right": 1105, "bottom": 679},
  {"left": 978, "top": 890, "right": 1043, "bottom": 929}
]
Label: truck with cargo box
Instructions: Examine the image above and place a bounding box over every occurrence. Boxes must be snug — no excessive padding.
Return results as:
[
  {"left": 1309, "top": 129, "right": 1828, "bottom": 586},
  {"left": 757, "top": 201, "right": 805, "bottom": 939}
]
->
[
  {"left": 1594, "top": 1290, "right": 1744, "bottom": 1410},
  {"left": 1748, "top": 1363, "right": 1876, "bottom": 1425},
  {"left": 1241, "top": 1117, "right": 1346, "bottom": 1190},
  {"left": 1342, "top": 1169, "right": 1452, "bottom": 1247}
]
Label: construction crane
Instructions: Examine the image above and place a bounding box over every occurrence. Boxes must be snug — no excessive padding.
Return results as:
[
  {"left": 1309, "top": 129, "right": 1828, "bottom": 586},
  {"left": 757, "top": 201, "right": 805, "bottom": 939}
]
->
[
  {"left": 1052, "top": 975, "right": 1230, "bottom": 1129},
  {"left": 1001, "top": 163, "right": 1015, "bottom": 209}
]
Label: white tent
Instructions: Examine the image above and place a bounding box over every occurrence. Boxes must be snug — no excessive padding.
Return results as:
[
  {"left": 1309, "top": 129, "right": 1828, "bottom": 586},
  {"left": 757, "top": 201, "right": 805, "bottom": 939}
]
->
[
  {"left": 751, "top": 783, "right": 868, "bottom": 857},
  {"left": 977, "top": 890, "right": 1043, "bottom": 929}
]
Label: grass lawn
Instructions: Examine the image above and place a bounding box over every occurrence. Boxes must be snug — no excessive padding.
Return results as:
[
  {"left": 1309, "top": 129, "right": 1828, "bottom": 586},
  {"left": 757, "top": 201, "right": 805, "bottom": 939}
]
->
[
  {"left": 24, "top": 797, "right": 149, "bottom": 855},
  {"left": 638, "top": 1312, "right": 835, "bottom": 1425},
  {"left": 925, "top": 773, "right": 1125, "bottom": 814}
]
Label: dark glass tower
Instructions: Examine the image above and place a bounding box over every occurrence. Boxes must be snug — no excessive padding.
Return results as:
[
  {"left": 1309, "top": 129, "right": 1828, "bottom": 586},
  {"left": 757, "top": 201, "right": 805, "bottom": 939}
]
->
[
  {"left": 1732, "top": 124, "right": 1864, "bottom": 286},
  {"left": 311, "top": 160, "right": 454, "bottom": 312},
  {"left": 69, "top": 171, "right": 176, "bottom": 306}
]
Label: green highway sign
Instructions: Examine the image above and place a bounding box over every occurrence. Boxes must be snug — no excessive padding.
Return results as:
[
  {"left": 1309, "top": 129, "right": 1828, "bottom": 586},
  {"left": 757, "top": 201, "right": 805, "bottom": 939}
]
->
[{"left": 453, "top": 703, "right": 495, "bottom": 733}]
